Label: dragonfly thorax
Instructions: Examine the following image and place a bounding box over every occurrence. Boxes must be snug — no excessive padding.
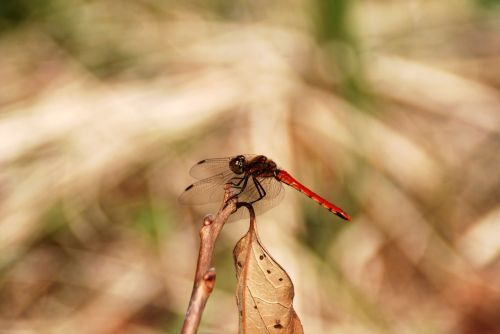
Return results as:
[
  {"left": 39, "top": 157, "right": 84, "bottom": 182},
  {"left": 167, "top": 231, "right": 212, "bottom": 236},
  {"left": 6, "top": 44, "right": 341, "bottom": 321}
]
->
[{"left": 229, "top": 155, "right": 277, "bottom": 177}]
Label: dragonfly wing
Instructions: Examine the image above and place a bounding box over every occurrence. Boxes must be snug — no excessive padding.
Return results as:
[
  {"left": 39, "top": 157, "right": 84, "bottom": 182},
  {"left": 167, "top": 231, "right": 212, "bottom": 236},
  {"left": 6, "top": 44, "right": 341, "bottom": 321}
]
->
[
  {"left": 189, "top": 157, "right": 232, "bottom": 180},
  {"left": 178, "top": 171, "right": 236, "bottom": 204},
  {"left": 181, "top": 155, "right": 284, "bottom": 221},
  {"left": 252, "top": 176, "right": 285, "bottom": 213},
  {"left": 188, "top": 155, "right": 257, "bottom": 180},
  {"left": 229, "top": 176, "right": 285, "bottom": 222},
  {"left": 237, "top": 176, "right": 282, "bottom": 202}
]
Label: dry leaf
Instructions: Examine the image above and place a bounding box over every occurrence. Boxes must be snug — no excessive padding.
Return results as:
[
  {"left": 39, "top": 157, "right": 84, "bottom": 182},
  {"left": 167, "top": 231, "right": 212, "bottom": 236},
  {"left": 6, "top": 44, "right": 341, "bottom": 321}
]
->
[{"left": 233, "top": 218, "right": 304, "bottom": 334}]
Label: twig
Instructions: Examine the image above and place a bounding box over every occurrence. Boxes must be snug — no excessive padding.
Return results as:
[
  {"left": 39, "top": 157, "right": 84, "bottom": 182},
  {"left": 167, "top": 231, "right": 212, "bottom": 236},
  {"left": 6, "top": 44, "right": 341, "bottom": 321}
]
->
[{"left": 181, "top": 185, "right": 238, "bottom": 334}]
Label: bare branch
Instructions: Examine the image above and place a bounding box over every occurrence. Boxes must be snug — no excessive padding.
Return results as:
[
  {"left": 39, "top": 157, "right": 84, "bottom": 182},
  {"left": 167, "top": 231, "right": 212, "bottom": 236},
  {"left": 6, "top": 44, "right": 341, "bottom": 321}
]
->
[{"left": 181, "top": 185, "right": 238, "bottom": 334}]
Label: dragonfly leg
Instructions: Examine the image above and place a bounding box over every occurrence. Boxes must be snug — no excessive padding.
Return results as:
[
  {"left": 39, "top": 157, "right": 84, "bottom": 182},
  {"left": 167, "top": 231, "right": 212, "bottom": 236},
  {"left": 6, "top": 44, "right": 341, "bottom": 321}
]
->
[
  {"left": 250, "top": 176, "right": 266, "bottom": 204},
  {"left": 229, "top": 176, "right": 245, "bottom": 188},
  {"left": 227, "top": 175, "right": 249, "bottom": 202}
]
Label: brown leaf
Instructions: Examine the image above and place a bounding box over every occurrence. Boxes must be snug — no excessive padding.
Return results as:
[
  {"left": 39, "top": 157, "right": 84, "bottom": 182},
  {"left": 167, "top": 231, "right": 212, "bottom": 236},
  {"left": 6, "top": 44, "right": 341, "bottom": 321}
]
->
[{"left": 233, "top": 218, "right": 304, "bottom": 334}]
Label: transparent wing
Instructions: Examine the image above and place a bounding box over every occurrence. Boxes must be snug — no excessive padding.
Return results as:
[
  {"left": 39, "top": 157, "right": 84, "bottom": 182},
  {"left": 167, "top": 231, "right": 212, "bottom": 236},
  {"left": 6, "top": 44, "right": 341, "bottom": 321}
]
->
[
  {"left": 179, "top": 172, "right": 284, "bottom": 206},
  {"left": 178, "top": 170, "right": 236, "bottom": 204},
  {"left": 180, "top": 174, "right": 285, "bottom": 221},
  {"left": 180, "top": 154, "right": 285, "bottom": 222},
  {"left": 237, "top": 176, "right": 283, "bottom": 203},
  {"left": 189, "top": 154, "right": 257, "bottom": 180},
  {"left": 229, "top": 176, "right": 285, "bottom": 222},
  {"left": 189, "top": 157, "right": 232, "bottom": 180}
]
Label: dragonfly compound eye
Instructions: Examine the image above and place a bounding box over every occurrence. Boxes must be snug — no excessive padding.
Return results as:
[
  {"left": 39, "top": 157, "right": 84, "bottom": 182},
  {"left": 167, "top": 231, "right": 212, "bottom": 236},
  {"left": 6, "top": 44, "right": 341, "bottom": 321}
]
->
[{"left": 229, "top": 155, "right": 246, "bottom": 174}]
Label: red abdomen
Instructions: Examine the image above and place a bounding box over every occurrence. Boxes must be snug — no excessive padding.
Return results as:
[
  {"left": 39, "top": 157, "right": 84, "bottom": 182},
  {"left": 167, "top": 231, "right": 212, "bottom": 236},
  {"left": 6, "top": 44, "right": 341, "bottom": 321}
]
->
[{"left": 275, "top": 170, "right": 351, "bottom": 221}]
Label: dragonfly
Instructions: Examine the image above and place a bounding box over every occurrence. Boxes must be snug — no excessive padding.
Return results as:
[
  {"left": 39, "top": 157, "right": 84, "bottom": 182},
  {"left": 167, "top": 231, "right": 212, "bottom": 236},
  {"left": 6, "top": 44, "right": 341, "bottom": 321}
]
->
[{"left": 179, "top": 155, "right": 351, "bottom": 221}]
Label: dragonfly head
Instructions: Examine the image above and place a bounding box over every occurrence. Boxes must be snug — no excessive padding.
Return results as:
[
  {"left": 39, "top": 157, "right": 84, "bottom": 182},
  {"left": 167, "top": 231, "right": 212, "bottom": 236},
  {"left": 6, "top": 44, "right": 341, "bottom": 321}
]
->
[{"left": 229, "top": 155, "right": 246, "bottom": 174}]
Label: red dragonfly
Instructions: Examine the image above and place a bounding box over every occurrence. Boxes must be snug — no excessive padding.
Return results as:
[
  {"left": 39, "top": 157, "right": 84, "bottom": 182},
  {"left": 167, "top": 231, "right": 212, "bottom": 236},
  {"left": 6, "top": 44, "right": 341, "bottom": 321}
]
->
[{"left": 179, "top": 155, "right": 351, "bottom": 221}]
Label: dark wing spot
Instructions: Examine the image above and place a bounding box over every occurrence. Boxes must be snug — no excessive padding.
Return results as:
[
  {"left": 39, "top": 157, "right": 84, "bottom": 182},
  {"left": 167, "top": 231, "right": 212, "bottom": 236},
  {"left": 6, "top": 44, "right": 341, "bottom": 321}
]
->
[
  {"left": 266, "top": 269, "right": 271, "bottom": 274},
  {"left": 279, "top": 278, "right": 283, "bottom": 281},
  {"left": 259, "top": 255, "right": 264, "bottom": 260},
  {"left": 254, "top": 305, "right": 257, "bottom": 309},
  {"left": 273, "top": 321, "right": 283, "bottom": 329},
  {"left": 184, "top": 184, "right": 194, "bottom": 191},
  {"left": 197, "top": 159, "right": 206, "bottom": 165}
]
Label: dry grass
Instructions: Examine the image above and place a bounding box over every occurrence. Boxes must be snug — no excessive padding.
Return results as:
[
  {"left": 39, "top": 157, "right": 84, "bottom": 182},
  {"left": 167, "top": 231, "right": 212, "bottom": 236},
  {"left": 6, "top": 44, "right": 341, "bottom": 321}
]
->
[{"left": 0, "top": 1, "right": 499, "bottom": 333}]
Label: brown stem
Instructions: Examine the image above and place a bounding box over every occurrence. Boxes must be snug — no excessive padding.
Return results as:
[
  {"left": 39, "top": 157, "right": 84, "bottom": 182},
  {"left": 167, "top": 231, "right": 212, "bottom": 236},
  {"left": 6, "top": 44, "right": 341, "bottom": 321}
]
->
[
  {"left": 236, "top": 202, "right": 256, "bottom": 228},
  {"left": 181, "top": 185, "right": 238, "bottom": 334}
]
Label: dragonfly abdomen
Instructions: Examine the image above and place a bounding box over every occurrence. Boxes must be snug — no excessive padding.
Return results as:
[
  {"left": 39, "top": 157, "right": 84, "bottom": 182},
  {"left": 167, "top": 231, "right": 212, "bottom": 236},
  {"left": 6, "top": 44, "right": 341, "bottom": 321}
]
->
[{"left": 275, "top": 170, "right": 351, "bottom": 221}]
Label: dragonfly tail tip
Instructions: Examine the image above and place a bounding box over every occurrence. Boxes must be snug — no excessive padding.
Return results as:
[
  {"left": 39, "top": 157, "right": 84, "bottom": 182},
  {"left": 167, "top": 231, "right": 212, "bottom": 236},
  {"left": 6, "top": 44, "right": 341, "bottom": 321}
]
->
[{"left": 336, "top": 212, "right": 352, "bottom": 221}]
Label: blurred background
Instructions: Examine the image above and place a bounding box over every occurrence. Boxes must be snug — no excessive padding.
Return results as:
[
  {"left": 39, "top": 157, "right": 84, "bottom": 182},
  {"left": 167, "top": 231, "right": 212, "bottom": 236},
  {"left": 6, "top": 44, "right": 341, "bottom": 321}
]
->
[{"left": 1, "top": 0, "right": 499, "bottom": 333}]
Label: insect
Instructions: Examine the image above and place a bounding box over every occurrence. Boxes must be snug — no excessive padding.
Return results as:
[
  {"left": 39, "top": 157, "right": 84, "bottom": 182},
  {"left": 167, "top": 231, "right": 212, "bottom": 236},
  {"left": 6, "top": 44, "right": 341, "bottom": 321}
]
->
[{"left": 179, "top": 155, "right": 351, "bottom": 221}]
